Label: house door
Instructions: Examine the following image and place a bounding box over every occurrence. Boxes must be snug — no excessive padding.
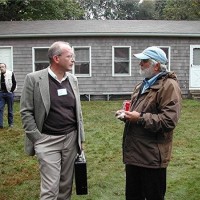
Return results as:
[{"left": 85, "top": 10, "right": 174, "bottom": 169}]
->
[
  {"left": 0, "top": 47, "right": 13, "bottom": 71},
  {"left": 190, "top": 45, "right": 200, "bottom": 89}
]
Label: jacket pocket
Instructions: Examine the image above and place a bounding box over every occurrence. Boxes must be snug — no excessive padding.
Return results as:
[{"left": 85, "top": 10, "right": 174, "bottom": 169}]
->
[{"left": 26, "top": 128, "right": 42, "bottom": 144}]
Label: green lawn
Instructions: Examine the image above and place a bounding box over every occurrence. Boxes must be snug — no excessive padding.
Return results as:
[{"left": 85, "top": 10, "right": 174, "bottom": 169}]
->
[{"left": 0, "top": 99, "right": 200, "bottom": 200}]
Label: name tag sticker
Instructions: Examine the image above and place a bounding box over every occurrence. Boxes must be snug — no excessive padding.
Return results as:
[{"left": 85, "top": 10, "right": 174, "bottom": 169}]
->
[{"left": 57, "top": 88, "right": 67, "bottom": 96}]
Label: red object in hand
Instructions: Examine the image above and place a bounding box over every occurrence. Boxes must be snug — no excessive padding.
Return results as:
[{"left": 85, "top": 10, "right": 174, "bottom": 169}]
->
[{"left": 123, "top": 100, "right": 131, "bottom": 111}]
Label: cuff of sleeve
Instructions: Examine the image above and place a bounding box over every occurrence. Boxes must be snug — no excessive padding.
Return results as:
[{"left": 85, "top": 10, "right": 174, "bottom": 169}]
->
[{"left": 137, "top": 112, "right": 145, "bottom": 125}]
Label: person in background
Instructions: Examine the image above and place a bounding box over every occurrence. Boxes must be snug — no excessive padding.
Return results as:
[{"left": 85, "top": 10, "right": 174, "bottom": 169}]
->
[
  {"left": 0, "top": 63, "right": 17, "bottom": 128},
  {"left": 116, "top": 46, "right": 182, "bottom": 200},
  {"left": 20, "top": 41, "right": 85, "bottom": 200}
]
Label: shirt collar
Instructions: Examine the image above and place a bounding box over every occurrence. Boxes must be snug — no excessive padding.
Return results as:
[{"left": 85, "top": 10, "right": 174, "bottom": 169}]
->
[
  {"left": 145, "top": 72, "right": 162, "bottom": 85},
  {"left": 48, "top": 67, "right": 68, "bottom": 83},
  {"left": 142, "top": 72, "right": 163, "bottom": 94}
]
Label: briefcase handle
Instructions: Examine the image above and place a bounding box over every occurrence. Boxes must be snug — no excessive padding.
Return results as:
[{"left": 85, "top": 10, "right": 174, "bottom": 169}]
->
[{"left": 76, "top": 150, "right": 86, "bottom": 162}]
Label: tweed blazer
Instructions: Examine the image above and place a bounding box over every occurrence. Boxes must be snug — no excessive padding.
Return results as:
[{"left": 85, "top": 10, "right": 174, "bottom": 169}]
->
[{"left": 20, "top": 68, "right": 85, "bottom": 156}]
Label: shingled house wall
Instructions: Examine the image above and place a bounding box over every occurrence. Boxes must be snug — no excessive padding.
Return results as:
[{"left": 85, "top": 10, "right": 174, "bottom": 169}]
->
[{"left": 0, "top": 36, "right": 199, "bottom": 99}]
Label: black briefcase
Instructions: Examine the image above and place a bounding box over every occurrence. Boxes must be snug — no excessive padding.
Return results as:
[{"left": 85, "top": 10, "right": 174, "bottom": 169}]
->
[{"left": 74, "top": 151, "right": 88, "bottom": 195}]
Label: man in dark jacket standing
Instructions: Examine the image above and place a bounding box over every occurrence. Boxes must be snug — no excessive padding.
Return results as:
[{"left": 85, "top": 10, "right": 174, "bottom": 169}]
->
[
  {"left": 116, "top": 46, "right": 182, "bottom": 200},
  {"left": 0, "top": 63, "right": 17, "bottom": 128}
]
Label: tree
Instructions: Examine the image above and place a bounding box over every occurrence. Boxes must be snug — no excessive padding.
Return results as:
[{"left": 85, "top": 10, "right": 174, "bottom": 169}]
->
[
  {"left": 0, "top": 0, "right": 27, "bottom": 21},
  {"left": 137, "top": 0, "right": 155, "bottom": 20},
  {"left": 154, "top": 0, "right": 167, "bottom": 20},
  {"left": 0, "top": 0, "right": 85, "bottom": 21},
  {"left": 78, "top": 0, "right": 145, "bottom": 20},
  {"left": 78, "top": 0, "right": 118, "bottom": 19},
  {"left": 1, "top": 0, "right": 199, "bottom": 21},
  {"left": 163, "top": 0, "right": 200, "bottom": 20},
  {"left": 115, "top": 1, "right": 140, "bottom": 20},
  {"left": 79, "top": 0, "right": 169, "bottom": 20}
]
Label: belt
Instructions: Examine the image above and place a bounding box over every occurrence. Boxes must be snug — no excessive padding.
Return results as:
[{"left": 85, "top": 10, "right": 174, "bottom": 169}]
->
[{"left": 43, "top": 128, "right": 77, "bottom": 136}]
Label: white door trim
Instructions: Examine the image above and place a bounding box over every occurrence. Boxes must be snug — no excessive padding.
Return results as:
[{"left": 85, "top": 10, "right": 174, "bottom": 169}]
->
[{"left": 189, "top": 45, "right": 200, "bottom": 90}]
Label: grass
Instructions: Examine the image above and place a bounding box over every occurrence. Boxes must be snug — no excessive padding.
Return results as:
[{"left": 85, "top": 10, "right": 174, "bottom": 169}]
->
[{"left": 0, "top": 99, "right": 200, "bottom": 200}]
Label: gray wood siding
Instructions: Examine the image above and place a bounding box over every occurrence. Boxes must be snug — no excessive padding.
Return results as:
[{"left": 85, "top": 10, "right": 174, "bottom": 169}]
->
[{"left": 0, "top": 36, "right": 199, "bottom": 99}]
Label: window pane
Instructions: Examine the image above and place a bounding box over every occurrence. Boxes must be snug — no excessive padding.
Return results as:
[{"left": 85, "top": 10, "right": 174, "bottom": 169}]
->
[
  {"left": 160, "top": 48, "right": 169, "bottom": 59},
  {"left": 113, "top": 47, "right": 130, "bottom": 75},
  {"left": 193, "top": 48, "right": 200, "bottom": 65},
  {"left": 115, "top": 48, "right": 129, "bottom": 60},
  {"left": 35, "top": 49, "right": 48, "bottom": 61},
  {"left": 75, "top": 62, "right": 89, "bottom": 74},
  {"left": 35, "top": 63, "right": 49, "bottom": 71},
  {"left": 73, "top": 47, "right": 90, "bottom": 76},
  {"left": 159, "top": 47, "right": 170, "bottom": 70},
  {"left": 74, "top": 48, "right": 89, "bottom": 61},
  {"left": 114, "top": 62, "right": 129, "bottom": 74}
]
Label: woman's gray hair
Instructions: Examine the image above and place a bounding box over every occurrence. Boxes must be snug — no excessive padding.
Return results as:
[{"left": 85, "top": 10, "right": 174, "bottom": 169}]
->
[
  {"left": 149, "top": 59, "right": 168, "bottom": 72},
  {"left": 48, "top": 41, "right": 70, "bottom": 62}
]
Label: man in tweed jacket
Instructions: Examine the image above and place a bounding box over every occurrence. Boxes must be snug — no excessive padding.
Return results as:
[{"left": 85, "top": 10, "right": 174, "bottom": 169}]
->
[{"left": 20, "top": 41, "right": 85, "bottom": 200}]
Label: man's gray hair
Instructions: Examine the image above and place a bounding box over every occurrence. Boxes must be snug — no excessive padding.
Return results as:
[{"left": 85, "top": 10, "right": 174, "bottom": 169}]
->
[
  {"left": 48, "top": 41, "right": 71, "bottom": 62},
  {"left": 150, "top": 59, "right": 167, "bottom": 72},
  {"left": 0, "top": 63, "right": 6, "bottom": 67}
]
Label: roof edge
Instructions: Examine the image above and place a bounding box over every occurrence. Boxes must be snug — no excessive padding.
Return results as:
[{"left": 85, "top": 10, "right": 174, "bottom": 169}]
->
[{"left": 0, "top": 32, "right": 200, "bottom": 38}]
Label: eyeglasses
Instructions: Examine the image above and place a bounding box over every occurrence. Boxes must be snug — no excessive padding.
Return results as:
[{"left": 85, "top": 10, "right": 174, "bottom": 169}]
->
[
  {"left": 66, "top": 54, "right": 76, "bottom": 60},
  {"left": 57, "top": 54, "right": 75, "bottom": 60}
]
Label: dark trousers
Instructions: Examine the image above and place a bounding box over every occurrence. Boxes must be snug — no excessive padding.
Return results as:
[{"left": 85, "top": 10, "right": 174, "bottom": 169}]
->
[
  {"left": 125, "top": 165, "right": 166, "bottom": 200},
  {"left": 0, "top": 92, "right": 14, "bottom": 127}
]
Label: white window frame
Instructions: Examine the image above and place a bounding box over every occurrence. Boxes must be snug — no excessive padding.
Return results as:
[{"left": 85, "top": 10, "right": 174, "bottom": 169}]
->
[
  {"left": 157, "top": 46, "right": 171, "bottom": 71},
  {"left": 32, "top": 47, "right": 49, "bottom": 72},
  {"left": 0, "top": 46, "right": 13, "bottom": 71},
  {"left": 72, "top": 46, "right": 91, "bottom": 77},
  {"left": 112, "top": 46, "right": 131, "bottom": 77}
]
